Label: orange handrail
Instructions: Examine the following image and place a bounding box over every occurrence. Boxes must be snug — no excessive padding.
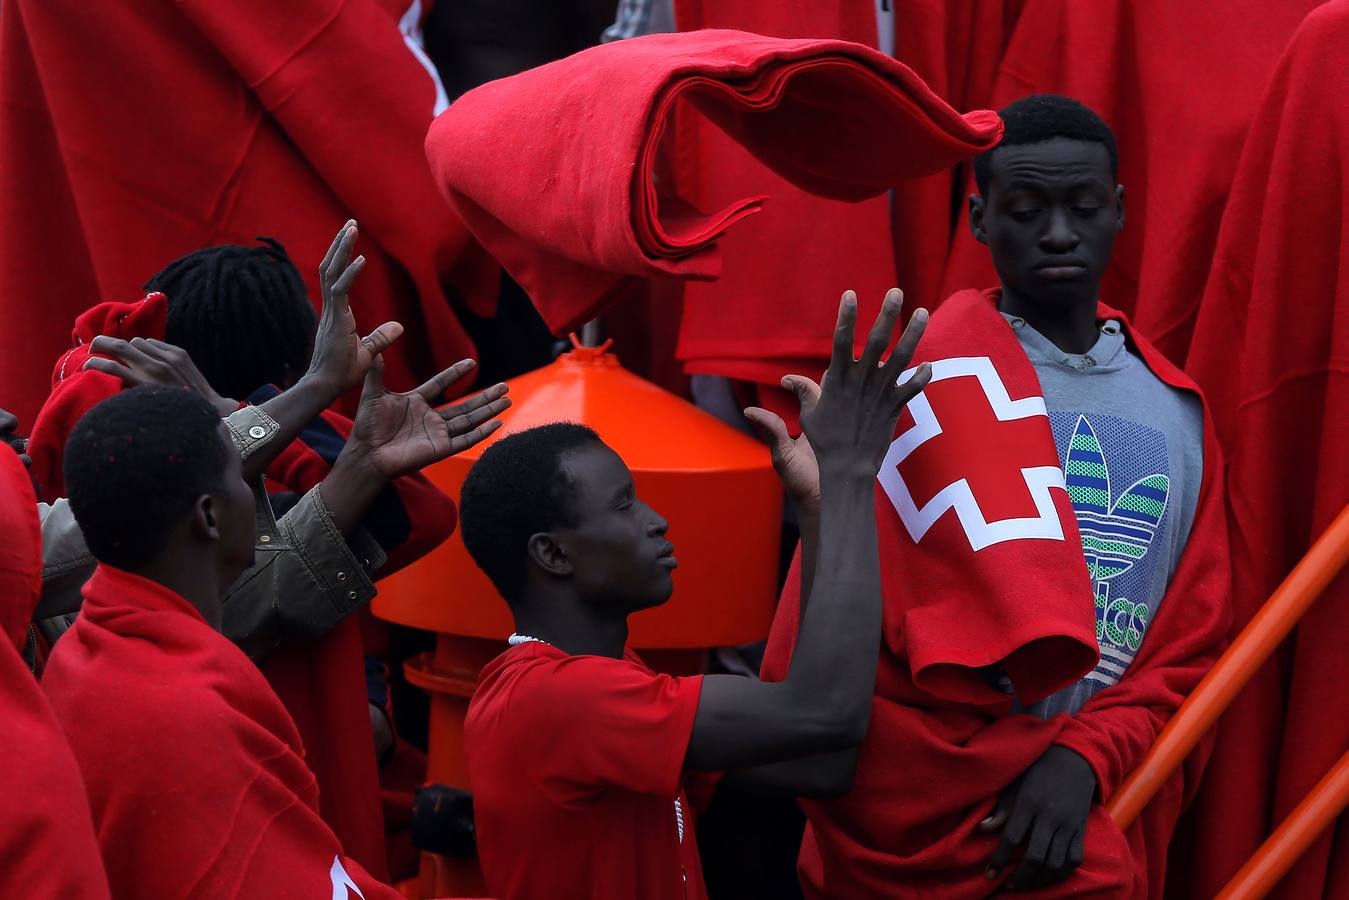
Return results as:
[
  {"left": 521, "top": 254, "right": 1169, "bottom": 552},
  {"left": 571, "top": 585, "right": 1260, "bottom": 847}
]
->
[
  {"left": 1215, "top": 750, "right": 1349, "bottom": 900},
  {"left": 1106, "top": 503, "right": 1349, "bottom": 830}
]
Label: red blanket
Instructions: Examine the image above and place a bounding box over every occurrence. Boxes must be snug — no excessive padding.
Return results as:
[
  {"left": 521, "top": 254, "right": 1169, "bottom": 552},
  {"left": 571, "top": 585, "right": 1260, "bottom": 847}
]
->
[
  {"left": 0, "top": 450, "right": 110, "bottom": 898},
  {"left": 761, "top": 290, "right": 1230, "bottom": 898},
  {"left": 41, "top": 565, "right": 400, "bottom": 899},
  {"left": 936, "top": 0, "right": 1321, "bottom": 365},
  {"left": 424, "top": 28, "right": 1001, "bottom": 340},
  {"left": 672, "top": 2, "right": 1024, "bottom": 404},
  {"left": 0, "top": 0, "right": 493, "bottom": 426},
  {"left": 22, "top": 295, "right": 460, "bottom": 878},
  {"left": 1177, "top": 6, "right": 1349, "bottom": 898}
]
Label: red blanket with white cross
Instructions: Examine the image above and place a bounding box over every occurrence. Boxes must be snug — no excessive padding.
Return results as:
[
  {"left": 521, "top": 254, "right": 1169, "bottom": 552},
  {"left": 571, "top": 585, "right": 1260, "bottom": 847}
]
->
[{"left": 761, "top": 288, "right": 1231, "bottom": 898}]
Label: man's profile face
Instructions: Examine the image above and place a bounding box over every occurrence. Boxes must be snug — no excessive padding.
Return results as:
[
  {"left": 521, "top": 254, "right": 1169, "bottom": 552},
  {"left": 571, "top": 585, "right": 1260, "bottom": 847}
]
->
[
  {"left": 974, "top": 137, "right": 1123, "bottom": 311},
  {"left": 552, "top": 442, "right": 677, "bottom": 613}
]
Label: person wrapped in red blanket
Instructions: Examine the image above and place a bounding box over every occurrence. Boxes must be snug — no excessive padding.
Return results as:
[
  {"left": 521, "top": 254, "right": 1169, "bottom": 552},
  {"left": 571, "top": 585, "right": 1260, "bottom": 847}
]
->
[
  {"left": 0, "top": 442, "right": 110, "bottom": 898},
  {"left": 25, "top": 222, "right": 463, "bottom": 878},
  {"left": 759, "top": 96, "right": 1230, "bottom": 898},
  {"left": 42, "top": 360, "right": 507, "bottom": 896},
  {"left": 1178, "top": 5, "right": 1349, "bottom": 897}
]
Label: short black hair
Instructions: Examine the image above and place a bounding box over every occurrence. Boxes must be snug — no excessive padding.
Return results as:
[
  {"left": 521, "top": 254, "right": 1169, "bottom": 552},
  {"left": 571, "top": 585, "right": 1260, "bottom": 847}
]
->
[
  {"left": 148, "top": 238, "right": 317, "bottom": 401},
  {"left": 64, "top": 386, "right": 230, "bottom": 571},
  {"left": 975, "top": 94, "right": 1119, "bottom": 196},
  {"left": 459, "top": 423, "right": 602, "bottom": 602}
]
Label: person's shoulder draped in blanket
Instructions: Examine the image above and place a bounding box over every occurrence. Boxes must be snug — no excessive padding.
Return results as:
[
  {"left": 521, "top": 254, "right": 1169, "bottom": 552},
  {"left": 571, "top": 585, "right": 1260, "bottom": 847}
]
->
[
  {"left": 40, "top": 386, "right": 402, "bottom": 899},
  {"left": 0, "top": 439, "right": 110, "bottom": 898},
  {"left": 457, "top": 295, "right": 936, "bottom": 900},
  {"left": 26, "top": 227, "right": 455, "bottom": 576},
  {"left": 41, "top": 370, "right": 510, "bottom": 897},
  {"left": 759, "top": 94, "right": 1231, "bottom": 898}
]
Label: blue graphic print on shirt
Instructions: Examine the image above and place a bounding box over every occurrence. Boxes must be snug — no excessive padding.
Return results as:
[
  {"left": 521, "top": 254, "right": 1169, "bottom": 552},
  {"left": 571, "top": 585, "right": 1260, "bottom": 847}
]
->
[{"left": 1054, "top": 412, "right": 1171, "bottom": 690}]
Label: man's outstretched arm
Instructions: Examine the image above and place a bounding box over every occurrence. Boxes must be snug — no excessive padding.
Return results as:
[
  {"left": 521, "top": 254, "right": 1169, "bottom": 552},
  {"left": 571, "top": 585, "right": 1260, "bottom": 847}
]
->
[{"left": 684, "top": 290, "right": 930, "bottom": 780}]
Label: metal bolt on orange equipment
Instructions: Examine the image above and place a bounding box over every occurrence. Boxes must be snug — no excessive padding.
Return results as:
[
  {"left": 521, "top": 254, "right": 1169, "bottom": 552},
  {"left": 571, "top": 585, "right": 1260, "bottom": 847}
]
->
[{"left": 375, "top": 339, "right": 783, "bottom": 897}]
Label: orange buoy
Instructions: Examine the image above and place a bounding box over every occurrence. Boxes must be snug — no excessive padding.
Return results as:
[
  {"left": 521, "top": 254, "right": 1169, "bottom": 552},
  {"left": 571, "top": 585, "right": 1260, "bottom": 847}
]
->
[
  {"left": 373, "top": 338, "right": 783, "bottom": 898},
  {"left": 375, "top": 338, "right": 783, "bottom": 647}
]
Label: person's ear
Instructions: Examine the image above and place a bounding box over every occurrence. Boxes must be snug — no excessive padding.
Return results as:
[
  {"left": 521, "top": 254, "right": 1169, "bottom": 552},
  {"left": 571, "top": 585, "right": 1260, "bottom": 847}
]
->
[
  {"left": 527, "top": 533, "right": 573, "bottom": 577},
  {"left": 969, "top": 193, "right": 989, "bottom": 245},
  {"left": 1115, "top": 185, "right": 1126, "bottom": 230},
  {"left": 192, "top": 494, "right": 221, "bottom": 542}
]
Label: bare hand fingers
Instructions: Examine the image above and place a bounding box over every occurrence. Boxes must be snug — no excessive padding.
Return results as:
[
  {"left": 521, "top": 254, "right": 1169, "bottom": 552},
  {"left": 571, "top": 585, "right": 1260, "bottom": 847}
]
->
[
  {"left": 743, "top": 406, "right": 791, "bottom": 452},
  {"left": 980, "top": 784, "right": 1018, "bottom": 832},
  {"left": 860, "top": 288, "right": 904, "bottom": 369},
  {"left": 884, "top": 307, "right": 929, "bottom": 371},
  {"left": 827, "top": 291, "right": 858, "bottom": 379},
  {"left": 444, "top": 395, "right": 511, "bottom": 436},
  {"left": 90, "top": 335, "right": 157, "bottom": 369},
  {"left": 1042, "top": 829, "right": 1073, "bottom": 882},
  {"left": 987, "top": 803, "right": 1034, "bottom": 878},
  {"left": 1008, "top": 820, "right": 1054, "bottom": 888},
  {"left": 415, "top": 358, "right": 477, "bottom": 403},
  {"left": 895, "top": 361, "right": 933, "bottom": 408},
  {"left": 330, "top": 254, "right": 366, "bottom": 299},
  {"left": 81, "top": 357, "right": 136, "bottom": 383},
  {"left": 781, "top": 374, "right": 822, "bottom": 417},
  {"left": 1069, "top": 829, "right": 1085, "bottom": 870},
  {"left": 360, "top": 321, "right": 404, "bottom": 358},
  {"left": 447, "top": 418, "right": 503, "bottom": 455},
  {"left": 440, "top": 382, "right": 508, "bottom": 419},
  {"left": 320, "top": 219, "right": 356, "bottom": 277}
]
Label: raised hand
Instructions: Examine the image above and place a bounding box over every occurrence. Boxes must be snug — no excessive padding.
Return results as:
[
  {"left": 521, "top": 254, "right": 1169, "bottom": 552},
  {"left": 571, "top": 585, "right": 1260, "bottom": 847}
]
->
[
  {"left": 744, "top": 375, "right": 822, "bottom": 516},
  {"left": 800, "top": 289, "right": 931, "bottom": 476},
  {"left": 348, "top": 355, "right": 510, "bottom": 479},
  {"left": 84, "top": 336, "right": 238, "bottom": 417},
  {"left": 306, "top": 220, "right": 403, "bottom": 395}
]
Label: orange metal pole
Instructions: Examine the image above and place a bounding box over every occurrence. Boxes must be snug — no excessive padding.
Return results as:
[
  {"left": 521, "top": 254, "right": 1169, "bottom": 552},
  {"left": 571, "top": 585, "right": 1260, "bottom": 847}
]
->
[
  {"left": 1106, "top": 503, "right": 1349, "bottom": 830},
  {"left": 1215, "top": 751, "right": 1349, "bottom": 900}
]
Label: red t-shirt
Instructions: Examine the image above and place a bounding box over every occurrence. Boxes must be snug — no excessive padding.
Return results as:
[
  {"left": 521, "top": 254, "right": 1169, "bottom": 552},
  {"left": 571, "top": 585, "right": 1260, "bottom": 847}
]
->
[{"left": 466, "top": 643, "right": 707, "bottom": 900}]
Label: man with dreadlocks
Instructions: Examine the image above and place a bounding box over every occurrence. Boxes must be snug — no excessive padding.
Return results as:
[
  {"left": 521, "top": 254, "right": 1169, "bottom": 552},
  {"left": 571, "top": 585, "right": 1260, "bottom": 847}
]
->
[{"left": 24, "top": 221, "right": 464, "bottom": 878}]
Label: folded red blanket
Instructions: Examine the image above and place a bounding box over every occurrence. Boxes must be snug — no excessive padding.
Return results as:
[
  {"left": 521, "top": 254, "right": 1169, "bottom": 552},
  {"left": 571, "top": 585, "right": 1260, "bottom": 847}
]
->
[
  {"left": 425, "top": 29, "right": 1002, "bottom": 336},
  {"left": 0, "top": 449, "right": 110, "bottom": 898}
]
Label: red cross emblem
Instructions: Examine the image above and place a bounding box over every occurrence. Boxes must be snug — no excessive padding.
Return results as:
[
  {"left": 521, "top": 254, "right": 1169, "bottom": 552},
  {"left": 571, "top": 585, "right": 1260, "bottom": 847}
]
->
[{"left": 877, "top": 356, "right": 1068, "bottom": 551}]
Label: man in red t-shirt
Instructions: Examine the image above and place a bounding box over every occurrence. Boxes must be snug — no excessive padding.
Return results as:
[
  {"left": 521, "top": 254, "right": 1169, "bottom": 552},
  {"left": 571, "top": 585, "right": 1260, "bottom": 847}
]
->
[{"left": 457, "top": 292, "right": 934, "bottom": 900}]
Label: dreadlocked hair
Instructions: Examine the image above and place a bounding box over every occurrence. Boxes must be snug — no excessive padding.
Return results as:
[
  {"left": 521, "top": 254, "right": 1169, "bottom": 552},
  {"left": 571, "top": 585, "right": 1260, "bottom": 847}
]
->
[{"left": 149, "top": 237, "right": 317, "bottom": 401}]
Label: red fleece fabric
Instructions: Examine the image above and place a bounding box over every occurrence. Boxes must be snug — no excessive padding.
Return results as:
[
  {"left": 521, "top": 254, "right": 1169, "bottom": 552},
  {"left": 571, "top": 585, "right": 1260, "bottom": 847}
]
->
[
  {"left": 41, "top": 566, "right": 401, "bottom": 899},
  {"left": 937, "top": 0, "right": 1322, "bottom": 366},
  {"left": 0, "top": 0, "right": 493, "bottom": 426},
  {"left": 1176, "top": 6, "right": 1349, "bottom": 898},
  {"left": 0, "top": 450, "right": 110, "bottom": 898},
  {"left": 761, "top": 290, "right": 1230, "bottom": 899},
  {"left": 26, "top": 293, "right": 169, "bottom": 501},
  {"left": 23, "top": 296, "right": 458, "bottom": 879},
  {"left": 425, "top": 28, "right": 1002, "bottom": 340}
]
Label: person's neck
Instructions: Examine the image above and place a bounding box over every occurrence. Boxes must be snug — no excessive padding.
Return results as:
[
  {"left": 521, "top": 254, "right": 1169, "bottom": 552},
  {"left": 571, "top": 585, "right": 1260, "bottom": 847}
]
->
[
  {"left": 998, "top": 286, "right": 1100, "bottom": 355},
  {"left": 134, "top": 557, "right": 225, "bottom": 631},
  {"left": 511, "top": 592, "right": 629, "bottom": 659}
]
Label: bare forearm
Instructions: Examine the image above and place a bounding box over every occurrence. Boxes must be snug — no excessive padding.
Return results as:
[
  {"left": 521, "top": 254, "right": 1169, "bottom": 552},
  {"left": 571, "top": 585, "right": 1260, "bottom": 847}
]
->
[
  {"left": 243, "top": 373, "right": 342, "bottom": 480},
  {"left": 317, "top": 447, "right": 389, "bottom": 538},
  {"left": 782, "top": 467, "right": 883, "bottom": 735},
  {"left": 796, "top": 501, "right": 820, "bottom": 631}
]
